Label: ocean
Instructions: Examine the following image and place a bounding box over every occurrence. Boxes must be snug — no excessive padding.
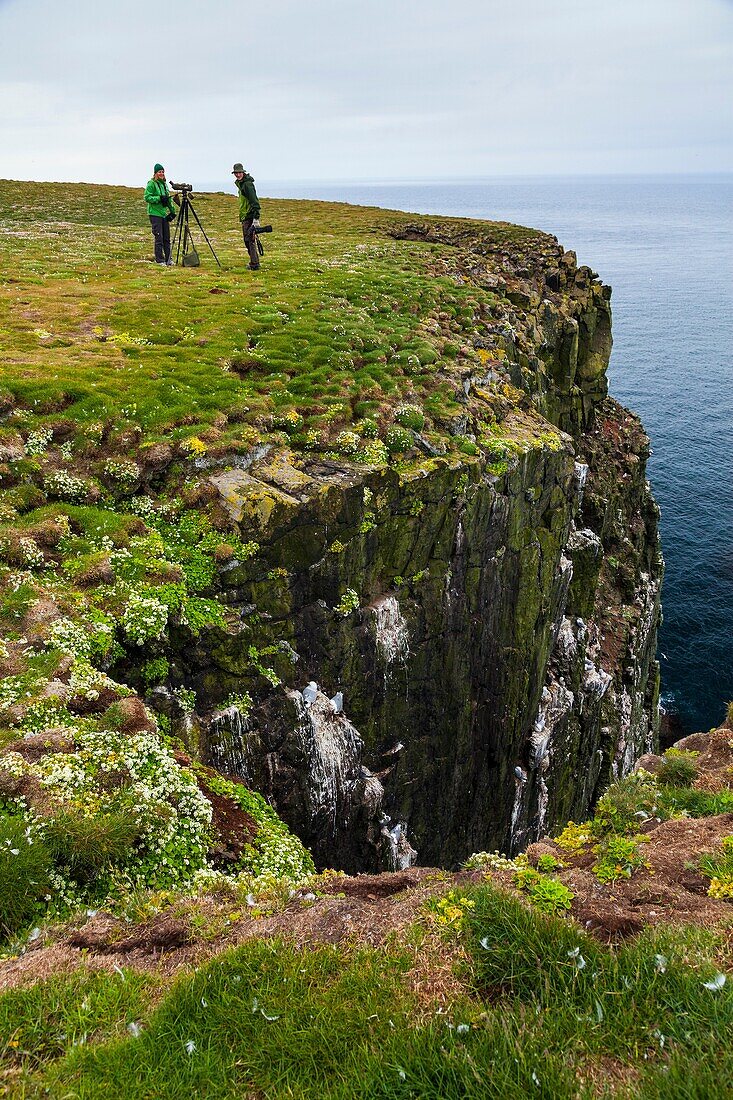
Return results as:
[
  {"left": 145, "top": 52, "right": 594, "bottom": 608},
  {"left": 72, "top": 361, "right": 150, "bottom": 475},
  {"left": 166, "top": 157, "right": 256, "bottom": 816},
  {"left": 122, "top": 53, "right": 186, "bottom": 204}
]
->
[{"left": 209, "top": 175, "right": 733, "bottom": 735}]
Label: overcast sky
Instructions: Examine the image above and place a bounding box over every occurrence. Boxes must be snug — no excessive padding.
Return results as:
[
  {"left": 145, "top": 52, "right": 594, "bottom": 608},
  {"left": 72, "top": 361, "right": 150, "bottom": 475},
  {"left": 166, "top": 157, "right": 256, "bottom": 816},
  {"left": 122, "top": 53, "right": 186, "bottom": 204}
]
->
[{"left": 1, "top": 0, "right": 732, "bottom": 186}]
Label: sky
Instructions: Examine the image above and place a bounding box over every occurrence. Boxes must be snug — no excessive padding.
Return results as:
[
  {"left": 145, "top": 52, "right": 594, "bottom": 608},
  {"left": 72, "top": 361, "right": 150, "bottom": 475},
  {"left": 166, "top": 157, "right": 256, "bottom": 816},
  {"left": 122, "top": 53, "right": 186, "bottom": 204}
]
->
[{"left": 0, "top": 0, "right": 732, "bottom": 186}]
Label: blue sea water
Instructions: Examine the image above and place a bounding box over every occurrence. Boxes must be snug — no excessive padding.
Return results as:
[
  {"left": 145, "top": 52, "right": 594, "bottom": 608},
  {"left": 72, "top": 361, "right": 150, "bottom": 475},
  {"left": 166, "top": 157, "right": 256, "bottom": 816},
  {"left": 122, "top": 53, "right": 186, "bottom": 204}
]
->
[{"left": 212, "top": 175, "right": 733, "bottom": 734}]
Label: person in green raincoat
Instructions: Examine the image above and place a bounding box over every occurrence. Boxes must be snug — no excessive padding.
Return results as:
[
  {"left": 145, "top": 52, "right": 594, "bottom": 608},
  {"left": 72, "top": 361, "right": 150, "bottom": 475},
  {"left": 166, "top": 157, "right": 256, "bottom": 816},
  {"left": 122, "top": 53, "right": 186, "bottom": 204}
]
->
[
  {"left": 144, "top": 163, "right": 174, "bottom": 265},
  {"left": 232, "top": 162, "right": 262, "bottom": 270}
]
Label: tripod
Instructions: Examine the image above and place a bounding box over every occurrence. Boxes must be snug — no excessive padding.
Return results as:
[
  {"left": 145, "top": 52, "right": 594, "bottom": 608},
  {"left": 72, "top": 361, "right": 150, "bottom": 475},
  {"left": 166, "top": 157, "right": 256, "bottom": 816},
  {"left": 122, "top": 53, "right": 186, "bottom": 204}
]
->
[{"left": 171, "top": 190, "right": 221, "bottom": 267}]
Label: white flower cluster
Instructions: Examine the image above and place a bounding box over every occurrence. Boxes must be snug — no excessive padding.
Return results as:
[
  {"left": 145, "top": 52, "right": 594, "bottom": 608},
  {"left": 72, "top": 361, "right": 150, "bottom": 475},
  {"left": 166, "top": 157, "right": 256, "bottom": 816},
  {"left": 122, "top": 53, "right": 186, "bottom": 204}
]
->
[
  {"left": 172, "top": 686, "right": 197, "bottom": 714},
  {"left": 128, "top": 496, "right": 157, "bottom": 519},
  {"left": 247, "top": 828, "right": 315, "bottom": 880},
  {"left": 46, "top": 617, "right": 92, "bottom": 659},
  {"left": 0, "top": 673, "right": 40, "bottom": 710},
  {"left": 385, "top": 425, "right": 413, "bottom": 452},
  {"left": 104, "top": 459, "right": 140, "bottom": 488},
  {"left": 24, "top": 427, "right": 53, "bottom": 456},
  {"left": 3, "top": 727, "right": 214, "bottom": 890},
  {"left": 67, "top": 658, "right": 117, "bottom": 701},
  {"left": 44, "top": 470, "right": 90, "bottom": 504},
  {"left": 16, "top": 698, "right": 77, "bottom": 734},
  {"left": 335, "top": 431, "right": 360, "bottom": 456},
  {"left": 17, "top": 538, "right": 45, "bottom": 568},
  {"left": 463, "top": 849, "right": 522, "bottom": 872},
  {"left": 121, "top": 589, "right": 169, "bottom": 645},
  {"left": 6, "top": 570, "right": 34, "bottom": 591},
  {"left": 35, "top": 751, "right": 89, "bottom": 791},
  {"left": 0, "top": 751, "right": 26, "bottom": 778},
  {"left": 395, "top": 403, "right": 424, "bottom": 428},
  {"left": 110, "top": 547, "right": 133, "bottom": 570}
]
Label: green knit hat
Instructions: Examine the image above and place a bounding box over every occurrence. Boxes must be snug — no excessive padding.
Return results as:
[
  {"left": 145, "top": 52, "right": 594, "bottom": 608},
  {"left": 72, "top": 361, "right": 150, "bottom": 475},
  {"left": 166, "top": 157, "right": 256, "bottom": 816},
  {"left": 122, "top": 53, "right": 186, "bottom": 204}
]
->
[{"left": 154, "top": 163, "right": 164, "bottom": 173}]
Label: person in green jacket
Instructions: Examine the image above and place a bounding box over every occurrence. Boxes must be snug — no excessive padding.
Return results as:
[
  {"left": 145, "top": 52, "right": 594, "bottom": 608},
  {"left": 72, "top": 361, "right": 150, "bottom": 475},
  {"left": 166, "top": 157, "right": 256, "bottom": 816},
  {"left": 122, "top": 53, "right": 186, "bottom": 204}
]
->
[
  {"left": 144, "top": 163, "right": 174, "bottom": 266},
  {"left": 232, "top": 162, "right": 262, "bottom": 271}
]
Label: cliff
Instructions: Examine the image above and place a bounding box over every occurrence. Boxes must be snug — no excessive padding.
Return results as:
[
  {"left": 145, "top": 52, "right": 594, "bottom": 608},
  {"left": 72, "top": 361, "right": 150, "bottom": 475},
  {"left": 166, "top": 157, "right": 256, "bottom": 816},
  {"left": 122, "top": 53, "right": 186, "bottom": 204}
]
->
[
  {"left": 0, "top": 181, "right": 661, "bottom": 899},
  {"left": 182, "top": 229, "right": 662, "bottom": 870}
]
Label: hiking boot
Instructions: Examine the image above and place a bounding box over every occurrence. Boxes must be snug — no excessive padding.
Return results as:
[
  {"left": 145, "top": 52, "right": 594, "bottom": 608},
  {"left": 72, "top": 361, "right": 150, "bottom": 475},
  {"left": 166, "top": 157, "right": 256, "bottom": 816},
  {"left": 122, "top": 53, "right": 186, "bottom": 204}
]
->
[{"left": 248, "top": 264, "right": 260, "bottom": 271}]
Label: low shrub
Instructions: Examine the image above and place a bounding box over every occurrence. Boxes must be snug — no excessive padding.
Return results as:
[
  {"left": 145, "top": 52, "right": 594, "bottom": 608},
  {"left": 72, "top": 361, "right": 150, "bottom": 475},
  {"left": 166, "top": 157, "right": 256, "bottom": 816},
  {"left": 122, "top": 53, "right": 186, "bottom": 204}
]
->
[
  {"left": 384, "top": 425, "right": 414, "bottom": 454},
  {"left": 593, "top": 833, "right": 649, "bottom": 883},
  {"left": 657, "top": 748, "right": 699, "bottom": 787},
  {"left": 592, "top": 771, "right": 660, "bottom": 835},
  {"left": 554, "top": 820, "right": 593, "bottom": 853},
  {"left": 141, "top": 656, "right": 170, "bottom": 688},
  {"left": 425, "top": 889, "right": 476, "bottom": 930},
  {"left": 44, "top": 808, "right": 143, "bottom": 883},
  {"left": 394, "top": 404, "right": 424, "bottom": 431},
  {"left": 512, "top": 864, "right": 574, "bottom": 913}
]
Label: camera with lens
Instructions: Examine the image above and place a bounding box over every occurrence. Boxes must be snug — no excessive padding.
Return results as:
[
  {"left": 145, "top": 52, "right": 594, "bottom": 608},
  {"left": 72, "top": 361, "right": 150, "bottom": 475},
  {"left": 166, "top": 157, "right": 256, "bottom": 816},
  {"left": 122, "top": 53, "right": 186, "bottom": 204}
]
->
[
  {"left": 253, "top": 224, "right": 273, "bottom": 235},
  {"left": 170, "top": 182, "right": 193, "bottom": 192}
]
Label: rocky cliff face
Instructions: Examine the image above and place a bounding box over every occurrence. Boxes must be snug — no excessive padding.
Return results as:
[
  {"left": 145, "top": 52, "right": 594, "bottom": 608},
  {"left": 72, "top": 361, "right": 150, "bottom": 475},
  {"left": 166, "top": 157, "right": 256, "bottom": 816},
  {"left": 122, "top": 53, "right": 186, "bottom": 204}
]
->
[{"left": 160, "top": 226, "right": 662, "bottom": 872}]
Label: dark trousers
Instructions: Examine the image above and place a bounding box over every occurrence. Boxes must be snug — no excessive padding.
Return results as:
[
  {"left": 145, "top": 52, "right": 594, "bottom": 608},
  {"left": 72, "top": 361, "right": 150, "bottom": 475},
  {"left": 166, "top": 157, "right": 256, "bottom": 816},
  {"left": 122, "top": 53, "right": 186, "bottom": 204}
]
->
[
  {"left": 150, "top": 215, "right": 171, "bottom": 263},
  {"left": 242, "top": 219, "right": 260, "bottom": 268}
]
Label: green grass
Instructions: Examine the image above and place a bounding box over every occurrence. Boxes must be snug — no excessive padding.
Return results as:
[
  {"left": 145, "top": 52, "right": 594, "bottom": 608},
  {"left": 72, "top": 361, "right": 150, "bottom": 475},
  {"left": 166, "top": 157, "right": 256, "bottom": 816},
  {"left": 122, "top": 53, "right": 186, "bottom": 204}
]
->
[
  {"left": 2, "top": 884, "right": 730, "bottom": 1099},
  {"left": 0, "top": 178, "right": 560, "bottom": 462},
  {"left": 0, "top": 968, "right": 158, "bottom": 1093},
  {"left": 658, "top": 785, "right": 733, "bottom": 818},
  {"left": 0, "top": 815, "right": 52, "bottom": 936}
]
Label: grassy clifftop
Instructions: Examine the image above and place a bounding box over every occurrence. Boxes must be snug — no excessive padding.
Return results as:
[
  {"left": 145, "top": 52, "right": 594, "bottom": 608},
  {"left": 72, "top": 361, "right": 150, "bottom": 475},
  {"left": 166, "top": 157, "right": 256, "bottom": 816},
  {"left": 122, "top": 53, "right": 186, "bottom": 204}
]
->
[
  {"left": 0, "top": 181, "right": 639, "bottom": 911},
  {"left": 0, "top": 178, "right": 599, "bottom": 463},
  {"left": 0, "top": 180, "right": 594, "bottom": 918}
]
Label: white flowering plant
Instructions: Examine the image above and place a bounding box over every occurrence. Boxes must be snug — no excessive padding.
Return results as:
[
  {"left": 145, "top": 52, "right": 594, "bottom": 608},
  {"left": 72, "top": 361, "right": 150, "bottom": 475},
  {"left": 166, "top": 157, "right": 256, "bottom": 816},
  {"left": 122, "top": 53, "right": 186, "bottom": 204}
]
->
[
  {"left": 394, "top": 403, "right": 425, "bottom": 431},
  {"left": 385, "top": 425, "right": 414, "bottom": 455},
  {"left": 103, "top": 459, "right": 140, "bottom": 491},
  {"left": 1, "top": 728, "right": 214, "bottom": 893},
  {"left": 44, "top": 470, "right": 94, "bottom": 504},
  {"left": 24, "top": 427, "right": 54, "bottom": 456},
  {"left": 121, "top": 589, "right": 169, "bottom": 646}
]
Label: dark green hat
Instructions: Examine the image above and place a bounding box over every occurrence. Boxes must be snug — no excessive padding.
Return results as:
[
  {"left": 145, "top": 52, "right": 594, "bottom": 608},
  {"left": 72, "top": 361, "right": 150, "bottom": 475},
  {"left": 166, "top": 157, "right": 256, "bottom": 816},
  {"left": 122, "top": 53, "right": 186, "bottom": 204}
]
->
[
  {"left": 154, "top": 163, "right": 164, "bottom": 172},
  {"left": 232, "top": 162, "right": 245, "bottom": 173}
]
